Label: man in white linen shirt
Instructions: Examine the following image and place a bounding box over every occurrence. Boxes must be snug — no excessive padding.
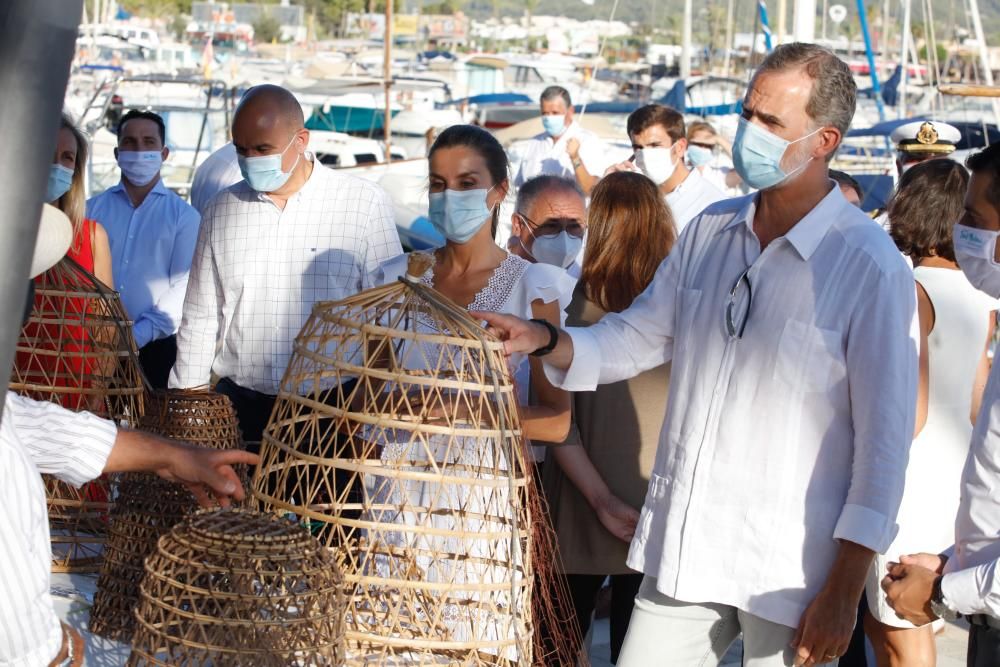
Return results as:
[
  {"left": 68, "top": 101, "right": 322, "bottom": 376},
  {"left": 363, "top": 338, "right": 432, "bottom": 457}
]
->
[
  {"left": 883, "top": 143, "right": 1000, "bottom": 666},
  {"left": 608, "top": 104, "right": 727, "bottom": 232},
  {"left": 477, "top": 43, "right": 918, "bottom": 667},
  {"left": 168, "top": 85, "right": 402, "bottom": 445},
  {"left": 2, "top": 204, "right": 257, "bottom": 667},
  {"left": 512, "top": 86, "right": 607, "bottom": 194}
]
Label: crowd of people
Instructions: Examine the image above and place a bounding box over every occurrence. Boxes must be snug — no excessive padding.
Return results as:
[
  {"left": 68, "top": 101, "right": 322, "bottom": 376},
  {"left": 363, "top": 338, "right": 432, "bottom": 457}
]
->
[{"left": 7, "top": 39, "right": 1000, "bottom": 667}]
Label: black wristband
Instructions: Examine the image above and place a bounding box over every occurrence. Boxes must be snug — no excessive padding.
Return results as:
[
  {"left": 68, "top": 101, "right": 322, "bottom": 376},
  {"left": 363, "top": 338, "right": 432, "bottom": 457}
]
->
[{"left": 529, "top": 318, "right": 559, "bottom": 357}]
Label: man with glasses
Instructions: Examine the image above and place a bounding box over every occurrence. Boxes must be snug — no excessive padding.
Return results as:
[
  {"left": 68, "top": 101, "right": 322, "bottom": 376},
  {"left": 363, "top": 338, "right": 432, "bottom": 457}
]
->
[
  {"left": 477, "top": 43, "right": 918, "bottom": 667},
  {"left": 508, "top": 175, "right": 586, "bottom": 277}
]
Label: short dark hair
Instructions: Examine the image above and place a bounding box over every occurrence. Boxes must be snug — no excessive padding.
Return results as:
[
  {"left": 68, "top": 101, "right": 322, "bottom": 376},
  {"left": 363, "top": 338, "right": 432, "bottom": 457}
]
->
[
  {"left": 515, "top": 175, "right": 583, "bottom": 215},
  {"left": 966, "top": 143, "right": 1000, "bottom": 207},
  {"left": 829, "top": 169, "right": 862, "bottom": 201},
  {"left": 888, "top": 159, "right": 968, "bottom": 262},
  {"left": 118, "top": 109, "right": 166, "bottom": 145},
  {"left": 540, "top": 86, "right": 571, "bottom": 108},
  {"left": 627, "top": 104, "right": 685, "bottom": 143}
]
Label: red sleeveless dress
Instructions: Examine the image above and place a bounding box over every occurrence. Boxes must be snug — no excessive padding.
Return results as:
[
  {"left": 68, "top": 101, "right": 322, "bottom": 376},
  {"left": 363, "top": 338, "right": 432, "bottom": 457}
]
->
[{"left": 17, "top": 219, "right": 98, "bottom": 410}]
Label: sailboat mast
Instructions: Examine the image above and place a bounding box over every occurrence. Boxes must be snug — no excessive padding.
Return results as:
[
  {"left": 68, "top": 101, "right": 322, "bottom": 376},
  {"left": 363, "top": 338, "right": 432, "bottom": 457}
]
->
[
  {"left": 899, "top": 0, "right": 911, "bottom": 119},
  {"left": 384, "top": 0, "right": 393, "bottom": 163},
  {"left": 681, "top": 0, "right": 692, "bottom": 80},
  {"left": 722, "top": 0, "right": 735, "bottom": 76},
  {"left": 793, "top": 0, "right": 816, "bottom": 42}
]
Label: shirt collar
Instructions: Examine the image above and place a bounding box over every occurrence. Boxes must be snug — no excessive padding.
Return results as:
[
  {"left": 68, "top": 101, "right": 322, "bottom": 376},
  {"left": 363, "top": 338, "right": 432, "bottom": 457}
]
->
[
  {"left": 723, "top": 180, "right": 841, "bottom": 261},
  {"left": 109, "top": 177, "right": 169, "bottom": 203}
]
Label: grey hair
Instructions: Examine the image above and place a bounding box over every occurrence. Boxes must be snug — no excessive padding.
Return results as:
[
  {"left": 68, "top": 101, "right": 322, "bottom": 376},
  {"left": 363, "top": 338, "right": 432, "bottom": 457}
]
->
[
  {"left": 754, "top": 42, "right": 856, "bottom": 160},
  {"left": 515, "top": 175, "right": 584, "bottom": 215},
  {"left": 540, "top": 85, "right": 572, "bottom": 108}
]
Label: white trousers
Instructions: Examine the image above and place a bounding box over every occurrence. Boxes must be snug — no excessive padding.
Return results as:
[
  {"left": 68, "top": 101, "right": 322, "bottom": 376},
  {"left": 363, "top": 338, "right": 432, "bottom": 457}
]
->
[{"left": 617, "top": 576, "right": 839, "bottom": 667}]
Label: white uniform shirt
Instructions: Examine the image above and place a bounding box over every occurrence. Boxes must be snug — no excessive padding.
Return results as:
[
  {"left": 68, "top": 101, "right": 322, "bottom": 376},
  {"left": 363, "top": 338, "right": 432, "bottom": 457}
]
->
[
  {"left": 169, "top": 156, "right": 402, "bottom": 394},
  {"left": 545, "top": 185, "right": 918, "bottom": 628},
  {"left": 512, "top": 121, "right": 608, "bottom": 188},
  {"left": 190, "top": 143, "right": 242, "bottom": 214},
  {"left": 665, "top": 168, "right": 728, "bottom": 232},
  {"left": 0, "top": 393, "right": 116, "bottom": 666},
  {"left": 942, "top": 349, "right": 1000, "bottom": 617}
]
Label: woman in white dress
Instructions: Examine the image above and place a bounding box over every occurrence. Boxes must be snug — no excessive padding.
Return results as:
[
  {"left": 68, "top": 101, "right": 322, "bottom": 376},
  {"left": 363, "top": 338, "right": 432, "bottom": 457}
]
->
[
  {"left": 364, "top": 125, "right": 574, "bottom": 660},
  {"left": 863, "top": 159, "right": 996, "bottom": 666}
]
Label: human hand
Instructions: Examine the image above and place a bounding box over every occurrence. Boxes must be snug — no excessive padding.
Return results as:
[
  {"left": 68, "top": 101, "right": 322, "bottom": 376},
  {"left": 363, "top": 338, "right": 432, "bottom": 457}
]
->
[
  {"left": 594, "top": 492, "right": 640, "bottom": 543},
  {"left": 567, "top": 137, "right": 581, "bottom": 161},
  {"left": 603, "top": 160, "right": 638, "bottom": 176},
  {"left": 900, "top": 552, "right": 946, "bottom": 574},
  {"left": 472, "top": 311, "right": 552, "bottom": 356},
  {"left": 881, "top": 562, "right": 938, "bottom": 626},
  {"left": 155, "top": 445, "right": 260, "bottom": 508},
  {"left": 791, "top": 587, "right": 858, "bottom": 665}
]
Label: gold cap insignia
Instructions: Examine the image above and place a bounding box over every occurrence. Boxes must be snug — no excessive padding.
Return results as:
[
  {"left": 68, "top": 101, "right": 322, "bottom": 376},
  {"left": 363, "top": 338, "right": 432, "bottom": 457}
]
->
[{"left": 916, "top": 122, "right": 939, "bottom": 146}]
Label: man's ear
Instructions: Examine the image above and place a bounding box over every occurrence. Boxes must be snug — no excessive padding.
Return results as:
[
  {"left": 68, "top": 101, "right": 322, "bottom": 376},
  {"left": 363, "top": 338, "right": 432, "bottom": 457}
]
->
[
  {"left": 161, "top": 146, "right": 170, "bottom": 162},
  {"left": 511, "top": 213, "right": 522, "bottom": 235}
]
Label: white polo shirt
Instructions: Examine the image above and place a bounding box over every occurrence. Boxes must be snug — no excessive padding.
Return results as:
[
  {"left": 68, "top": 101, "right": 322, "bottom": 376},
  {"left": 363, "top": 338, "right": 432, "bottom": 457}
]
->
[
  {"left": 512, "top": 121, "right": 608, "bottom": 187},
  {"left": 665, "top": 168, "right": 728, "bottom": 232}
]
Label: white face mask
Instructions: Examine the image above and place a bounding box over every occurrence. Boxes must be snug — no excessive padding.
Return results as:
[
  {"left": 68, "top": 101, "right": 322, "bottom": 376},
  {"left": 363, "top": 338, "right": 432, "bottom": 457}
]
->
[
  {"left": 635, "top": 147, "right": 678, "bottom": 185},
  {"left": 954, "top": 223, "right": 1000, "bottom": 298}
]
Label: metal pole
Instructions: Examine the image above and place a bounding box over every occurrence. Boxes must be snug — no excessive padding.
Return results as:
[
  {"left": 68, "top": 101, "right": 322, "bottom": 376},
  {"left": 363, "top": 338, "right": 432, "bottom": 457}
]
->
[
  {"left": 722, "top": 0, "right": 735, "bottom": 77},
  {"left": 759, "top": 1, "right": 774, "bottom": 52},
  {"left": 384, "top": 0, "right": 393, "bottom": 163},
  {"left": 778, "top": 0, "right": 787, "bottom": 42},
  {"left": 681, "top": 0, "right": 692, "bottom": 79},
  {"left": 793, "top": 0, "right": 817, "bottom": 42},
  {"left": 899, "top": 0, "right": 911, "bottom": 118},
  {"left": 857, "top": 0, "right": 887, "bottom": 122},
  {"left": 0, "top": 0, "right": 84, "bottom": 424}
]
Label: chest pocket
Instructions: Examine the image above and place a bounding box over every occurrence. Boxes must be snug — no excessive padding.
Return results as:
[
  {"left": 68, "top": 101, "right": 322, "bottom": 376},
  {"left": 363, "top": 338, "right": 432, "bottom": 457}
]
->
[{"left": 773, "top": 319, "right": 846, "bottom": 393}]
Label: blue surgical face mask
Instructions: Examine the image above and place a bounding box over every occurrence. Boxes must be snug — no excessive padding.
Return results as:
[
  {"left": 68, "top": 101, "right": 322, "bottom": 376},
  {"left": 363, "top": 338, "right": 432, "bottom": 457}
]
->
[
  {"left": 732, "top": 116, "right": 821, "bottom": 190},
  {"left": 46, "top": 164, "right": 74, "bottom": 203},
  {"left": 428, "top": 187, "right": 495, "bottom": 244},
  {"left": 525, "top": 230, "right": 583, "bottom": 268},
  {"left": 238, "top": 135, "right": 300, "bottom": 193},
  {"left": 687, "top": 145, "right": 714, "bottom": 167},
  {"left": 541, "top": 114, "right": 566, "bottom": 137},
  {"left": 117, "top": 150, "right": 163, "bottom": 187}
]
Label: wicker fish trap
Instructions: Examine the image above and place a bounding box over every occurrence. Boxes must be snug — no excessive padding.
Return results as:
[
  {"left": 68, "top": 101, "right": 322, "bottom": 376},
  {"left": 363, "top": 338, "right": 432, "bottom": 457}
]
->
[
  {"left": 127, "top": 507, "right": 346, "bottom": 666},
  {"left": 10, "top": 256, "right": 145, "bottom": 573},
  {"left": 89, "top": 388, "right": 247, "bottom": 642},
  {"left": 252, "top": 253, "right": 571, "bottom": 665}
]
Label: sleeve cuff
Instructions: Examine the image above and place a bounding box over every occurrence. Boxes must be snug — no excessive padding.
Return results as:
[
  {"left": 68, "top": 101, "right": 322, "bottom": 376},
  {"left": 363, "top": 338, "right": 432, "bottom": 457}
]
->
[
  {"left": 58, "top": 412, "right": 118, "bottom": 487},
  {"left": 133, "top": 318, "right": 153, "bottom": 348},
  {"left": 833, "top": 503, "right": 898, "bottom": 554},
  {"left": 941, "top": 567, "right": 989, "bottom": 616},
  {"left": 542, "top": 327, "right": 601, "bottom": 392}
]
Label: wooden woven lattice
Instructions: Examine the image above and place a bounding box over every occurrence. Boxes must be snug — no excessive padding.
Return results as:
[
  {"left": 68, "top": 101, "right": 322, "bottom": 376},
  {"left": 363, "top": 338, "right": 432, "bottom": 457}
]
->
[
  {"left": 88, "top": 388, "right": 246, "bottom": 642},
  {"left": 10, "top": 256, "right": 145, "bottom": 572},
  {"left": 128, "top": 507, "right": 346, "bottom": 666},
  {"left": 252, "top": 253, "right": 582, "bottom": 665}
]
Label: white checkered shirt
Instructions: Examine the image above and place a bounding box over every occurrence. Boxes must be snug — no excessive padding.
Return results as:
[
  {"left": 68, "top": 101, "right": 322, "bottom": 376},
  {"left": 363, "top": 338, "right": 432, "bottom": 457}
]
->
[{"left": 169, "top": 156, "right": 402, "bottom": 394}]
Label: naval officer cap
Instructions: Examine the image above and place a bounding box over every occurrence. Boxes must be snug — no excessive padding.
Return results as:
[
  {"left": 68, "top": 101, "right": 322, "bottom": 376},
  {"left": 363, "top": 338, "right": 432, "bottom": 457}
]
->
[{"left": 891, "top": 120, "right": 961, "bottom": 157}]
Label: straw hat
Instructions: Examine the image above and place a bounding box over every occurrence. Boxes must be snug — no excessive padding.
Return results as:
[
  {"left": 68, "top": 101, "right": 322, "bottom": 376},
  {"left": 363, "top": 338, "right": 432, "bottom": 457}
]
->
[{"left": 30, "top": 204, "right": 73, "bottom": 278}]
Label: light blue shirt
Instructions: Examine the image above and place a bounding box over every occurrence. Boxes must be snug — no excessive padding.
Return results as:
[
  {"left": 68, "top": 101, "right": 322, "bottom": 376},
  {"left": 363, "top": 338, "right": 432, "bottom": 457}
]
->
[{"left": 86, "top": 179, "right": 200, "bottom": 348}]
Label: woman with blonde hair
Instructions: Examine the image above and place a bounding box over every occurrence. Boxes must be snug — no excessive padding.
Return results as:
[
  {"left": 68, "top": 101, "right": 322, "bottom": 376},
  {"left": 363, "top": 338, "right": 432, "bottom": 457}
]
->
[
  {"left": 48, "top": 112, "right": 112, "bottom": 285},
  {"left": 544, "top": 170, "right": 677, "bottom": 664}
]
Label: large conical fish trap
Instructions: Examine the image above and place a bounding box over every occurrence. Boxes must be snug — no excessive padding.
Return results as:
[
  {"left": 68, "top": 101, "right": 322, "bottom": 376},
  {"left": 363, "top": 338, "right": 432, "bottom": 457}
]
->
[
  {"left": 128, "top": 508, "right": 346, "bottom": 666},
  {"left": 253, "top": 254, "right": 538, "bottom": 665},
  {"left": 10, "top": 256, "right": 145, "bottom": 572},
  {"left": 89, "top": 388, "right": 246, "bottom": 642}
]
